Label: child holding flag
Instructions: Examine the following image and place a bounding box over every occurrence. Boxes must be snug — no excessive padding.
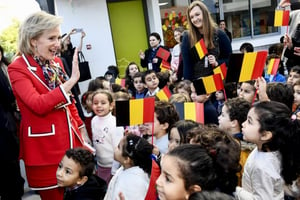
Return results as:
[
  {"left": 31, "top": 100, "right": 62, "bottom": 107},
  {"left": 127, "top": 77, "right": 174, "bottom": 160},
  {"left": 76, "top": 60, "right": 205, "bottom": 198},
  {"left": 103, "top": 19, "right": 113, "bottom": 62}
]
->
[{"left": 190, "top": 81, "right": 219, "bottom": 125}]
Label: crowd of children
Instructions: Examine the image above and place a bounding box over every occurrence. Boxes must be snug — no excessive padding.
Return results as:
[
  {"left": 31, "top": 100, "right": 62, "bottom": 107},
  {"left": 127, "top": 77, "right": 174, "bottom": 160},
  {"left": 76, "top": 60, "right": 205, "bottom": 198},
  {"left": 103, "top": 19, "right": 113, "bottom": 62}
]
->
[
  {"left": 55, "top": 4, "right": 300, "bottom": 199},
  {"left": 59, "top": 46, "right": 300, "bottom": 199},
  {"left": 8, "top": 0, "right": 300, "bottom": 200},
  {"left": 0, "top": 0, "right": 300, "bottom": 200}
]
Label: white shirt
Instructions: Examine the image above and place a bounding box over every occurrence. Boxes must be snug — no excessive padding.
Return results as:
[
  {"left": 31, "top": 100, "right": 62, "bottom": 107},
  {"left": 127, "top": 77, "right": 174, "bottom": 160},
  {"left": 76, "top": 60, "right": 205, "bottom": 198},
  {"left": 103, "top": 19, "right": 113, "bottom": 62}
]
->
[
  {"left": 171, "top": 43, "right": 180, "bottom": 71},
  {"left": 92, "top": 112, "right": 124, "bottom": 167},
  {"left": 104, "top": 166, "right": 150, "bottom": 200},
  {"left": 235, "top": 147, "right": 284, "bottom": 200}
]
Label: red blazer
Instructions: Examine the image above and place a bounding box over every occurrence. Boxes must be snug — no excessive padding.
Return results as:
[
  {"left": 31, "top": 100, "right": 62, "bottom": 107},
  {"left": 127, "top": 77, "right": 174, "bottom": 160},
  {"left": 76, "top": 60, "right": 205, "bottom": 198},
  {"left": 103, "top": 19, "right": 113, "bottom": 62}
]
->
[{"left": 8, "top": 54, "right": 84, "bottom": 166}]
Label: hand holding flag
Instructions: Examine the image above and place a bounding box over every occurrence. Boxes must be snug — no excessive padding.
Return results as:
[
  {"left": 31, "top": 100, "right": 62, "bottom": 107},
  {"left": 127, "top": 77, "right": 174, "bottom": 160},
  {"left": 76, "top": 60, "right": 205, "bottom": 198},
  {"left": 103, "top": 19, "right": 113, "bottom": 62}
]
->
[
  {"left": 193, "top": 39, "right": 208, "bottom": 59},
  {"left": 274, "top": 9, "right": 290, "bottom": 27},
  {"left": 156, "top": 47, "right": 171, "bottom": 61}
]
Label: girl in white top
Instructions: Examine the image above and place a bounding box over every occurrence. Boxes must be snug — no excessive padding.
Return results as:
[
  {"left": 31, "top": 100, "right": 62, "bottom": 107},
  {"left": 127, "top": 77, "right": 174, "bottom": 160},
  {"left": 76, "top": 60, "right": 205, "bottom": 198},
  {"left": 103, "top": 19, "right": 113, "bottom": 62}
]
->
[
  {"left": 104, "top": 134, "right": 153, "bottom": 200},
  {"left": 171, "top": 26, "right": 185, "bottom": 72},
  {"left": 235, "top": 101, "right": 300, "bottom": 200},
  {"left": 91, "top": 90, "right": 123, "bottom": 184}
]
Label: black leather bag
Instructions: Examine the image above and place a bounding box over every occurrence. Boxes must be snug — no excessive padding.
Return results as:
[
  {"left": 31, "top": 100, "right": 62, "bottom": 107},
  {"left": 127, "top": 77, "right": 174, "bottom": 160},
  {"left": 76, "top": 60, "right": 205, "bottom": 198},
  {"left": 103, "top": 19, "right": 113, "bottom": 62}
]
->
[{"left": 78, "top": 51, "right": 91, "bottom": 82}]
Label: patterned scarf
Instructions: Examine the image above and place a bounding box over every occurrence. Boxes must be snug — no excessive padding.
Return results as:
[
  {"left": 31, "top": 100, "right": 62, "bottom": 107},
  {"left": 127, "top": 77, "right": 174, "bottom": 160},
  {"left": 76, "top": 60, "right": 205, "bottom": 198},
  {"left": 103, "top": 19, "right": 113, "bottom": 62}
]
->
[{"left": 34, "top": 56, "right": 69, "bottom": 90}]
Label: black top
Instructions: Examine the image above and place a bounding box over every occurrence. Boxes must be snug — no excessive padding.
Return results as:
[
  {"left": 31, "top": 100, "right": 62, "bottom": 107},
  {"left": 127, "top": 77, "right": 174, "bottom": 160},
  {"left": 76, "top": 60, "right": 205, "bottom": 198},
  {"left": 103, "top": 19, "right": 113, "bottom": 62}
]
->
[{"left": 64, "top": 175, "right": 107, "bottom": 200}]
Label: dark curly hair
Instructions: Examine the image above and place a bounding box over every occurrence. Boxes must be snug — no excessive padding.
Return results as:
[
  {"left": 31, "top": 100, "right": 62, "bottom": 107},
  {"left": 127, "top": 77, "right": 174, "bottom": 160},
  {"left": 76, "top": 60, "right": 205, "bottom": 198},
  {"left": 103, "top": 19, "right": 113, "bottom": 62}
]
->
[
  {"left": 168, "top": 120, "right": 199, "bottom": 144},
  {"left": 122, "top": 134, "right": 153, "bottom": 175},
  {"left": 186, "top": 125, "right": 241, "bottom": 194},
  {"left": 155, "top": 101, "right": 179, "bottom": 133},
  {"left": 224, "top": 97, "right": 251, "bottom": 127},
  {"left": 266, "top": 82, "right": 294, "bottom": 111},
  {"left": 65, "top": 148, "right": 95, "bottom": 178}
]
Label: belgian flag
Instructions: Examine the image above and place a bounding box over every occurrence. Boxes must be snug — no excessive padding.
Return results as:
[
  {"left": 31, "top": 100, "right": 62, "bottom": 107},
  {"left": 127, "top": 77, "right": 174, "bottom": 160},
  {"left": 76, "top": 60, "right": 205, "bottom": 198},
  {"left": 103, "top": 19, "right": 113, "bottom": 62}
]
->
[
  {"left": 267, "top": 58, "right": 280, "bottom": 75},
  {"left": 192, "top": 39, "right": 208, "bottom": 60},
  {"left": 174, "top": 102, "right": 204, "bottom": 124},
  {"left": 193, "top": 74, "right": 224, "bottom": 95},
  {"left": 225, "top": 51, "right": 268, "bottom": 83},
  {"left": 274, "top": 10, "right": 290, "bottom": 27},
  {"left": 160, "top": 60, "right": 171, "bottom": 71},
  {"left": 115, "top": 78, "right": 126, "bottom": 87},
  {"left": 115, "top": 98, "right": 155, "bottom": 126},
  {"left": 213, "top": 63, "right": 227, "bottom": 80},
  {"left": 156, "top": 86, "right": 172, "bottom": 101}
]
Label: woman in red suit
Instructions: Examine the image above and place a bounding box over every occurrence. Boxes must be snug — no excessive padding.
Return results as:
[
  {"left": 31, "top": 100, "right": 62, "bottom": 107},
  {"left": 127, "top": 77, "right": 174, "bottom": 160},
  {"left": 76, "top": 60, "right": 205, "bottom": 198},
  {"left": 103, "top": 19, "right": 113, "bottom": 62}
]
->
[{"left": 8, "top": 11, "right": 88, "bottom": 200}]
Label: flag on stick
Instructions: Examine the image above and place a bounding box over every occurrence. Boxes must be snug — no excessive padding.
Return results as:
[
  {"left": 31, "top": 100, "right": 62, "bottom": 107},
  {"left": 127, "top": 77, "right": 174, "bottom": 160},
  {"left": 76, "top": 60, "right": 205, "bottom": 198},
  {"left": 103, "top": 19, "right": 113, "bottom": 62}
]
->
[
  {"left": 213, "top": 63, "right": 227, "bottom": 80},
  {"left": 274, "top": 10, "right": 290, "bottom": 27},
  {"left": 267, "top": 58, "right": 280, "bottom": 75},
  {"left": 156, "top": 47, "right": 171, "bottom": 61},
  {"left": 156, "top": 86, "right": 172, "bottom": 101},
  {"left": 115, "top": 98, "right": 155, "bottom": 126},
  {"left": 174, "top": 102, "right": 204, "bottom": 124},
  {"left": 225, "top": 52, "right": 268, "bottom": 83},
  {"left": 193, "top": 74, "right": 224, "bottom": 95},
  {"left": 160, "top": 60, "right": 171, "bottom": 71},
  {"left": 192, "top": 39, "right": 208, "bottom": 59},
  {"left": 115, "top": 78, "right": 126, "bottom": 87}
]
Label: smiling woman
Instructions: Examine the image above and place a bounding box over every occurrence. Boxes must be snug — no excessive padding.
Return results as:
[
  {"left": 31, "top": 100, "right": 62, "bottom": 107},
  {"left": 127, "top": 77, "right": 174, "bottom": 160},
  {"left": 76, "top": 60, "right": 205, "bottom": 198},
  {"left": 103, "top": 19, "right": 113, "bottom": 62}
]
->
[{"left": 8, "top": 11, "right": 89, "bottom": 200}]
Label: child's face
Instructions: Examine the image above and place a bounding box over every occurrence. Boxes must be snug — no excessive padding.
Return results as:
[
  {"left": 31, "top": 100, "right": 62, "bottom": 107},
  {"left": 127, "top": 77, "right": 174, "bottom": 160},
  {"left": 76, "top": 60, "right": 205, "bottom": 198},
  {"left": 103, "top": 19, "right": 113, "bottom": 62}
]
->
[
  {"left": 114, "top": 137, "right": 127, "bottom": 165},
  {"left": 56, "top": 155, "right": 84, "bottom": 188},
  {"left": 92, "top": 93, "right": 113, "bottom": 117},
  {"left": 238, "top": 82, "right": 255, "bottom": 103},
  {"left": 294, "top": 85, "right": 300, "bottom": 106},
  {"left": 177, "top": 88, "right": 190, "bottom": 98},
  {"left": 133, "top": 77, "right": 145, "bottom": 93},
  {"left": 215, "top": 90, "right": 224, "bottom": 101},
  {"left": 288, "top": 71, "right": 300, "bottom": 85},
  {"left": 190, "top": 83, "right": 208, "bottom": 103},
  {"left": 174, "top": 30, "right": 182, "bottom": 43},
  {"left": 168, "top": 127, "right": 181, "bottom": 151},
  {"left": 145, "top": 73, "right": 159, "bottom": 91},
  {"left": 241, "top": 108, "right": 262, "bottom": 147},
  {"left": 218, "top": 105, "right": 232, "bottom": 132},
  {"left": 156, "top": 155, "right": 190, "bottom": 200},
  {"left": 128, "top": 64, "right": 139, "bottom": 77},
  {"left": 85, "top": 93, "right": 93, "bottom": 113}
]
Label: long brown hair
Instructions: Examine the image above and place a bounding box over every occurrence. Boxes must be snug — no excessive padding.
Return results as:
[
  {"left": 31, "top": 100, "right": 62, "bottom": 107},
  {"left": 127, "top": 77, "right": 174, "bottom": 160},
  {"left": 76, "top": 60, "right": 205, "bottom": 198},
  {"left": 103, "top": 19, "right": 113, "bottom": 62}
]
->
[{"left": 186, "top": 1, "right": 217, "bottom": 49}]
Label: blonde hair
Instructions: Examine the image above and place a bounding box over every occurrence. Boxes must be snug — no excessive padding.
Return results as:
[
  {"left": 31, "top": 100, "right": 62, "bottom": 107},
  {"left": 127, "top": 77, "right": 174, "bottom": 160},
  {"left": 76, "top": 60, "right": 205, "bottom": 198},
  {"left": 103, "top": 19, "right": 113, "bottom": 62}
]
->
[
  {"left": 18, "top": 11, "right": 62, "bottom": 55},
  {"left": 186, "top": 1, "right": 217, "bottom": 48},
  {"left": 169, "top": 93, "right": 191, "bottom": 103}
]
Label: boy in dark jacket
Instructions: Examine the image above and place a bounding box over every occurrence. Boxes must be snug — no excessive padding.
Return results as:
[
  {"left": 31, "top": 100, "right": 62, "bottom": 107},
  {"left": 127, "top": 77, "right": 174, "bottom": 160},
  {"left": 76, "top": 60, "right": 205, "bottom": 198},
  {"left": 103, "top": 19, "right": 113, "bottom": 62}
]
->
[{"left": 56, "top": 148, "right": 107, "bottom": 200}]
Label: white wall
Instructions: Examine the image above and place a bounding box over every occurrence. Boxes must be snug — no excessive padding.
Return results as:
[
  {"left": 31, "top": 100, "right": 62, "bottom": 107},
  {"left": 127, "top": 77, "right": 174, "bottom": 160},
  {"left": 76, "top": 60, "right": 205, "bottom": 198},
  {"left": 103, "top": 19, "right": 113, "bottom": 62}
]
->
[{"left": 55, "top": 0, "right": 116, "bottom": 92}]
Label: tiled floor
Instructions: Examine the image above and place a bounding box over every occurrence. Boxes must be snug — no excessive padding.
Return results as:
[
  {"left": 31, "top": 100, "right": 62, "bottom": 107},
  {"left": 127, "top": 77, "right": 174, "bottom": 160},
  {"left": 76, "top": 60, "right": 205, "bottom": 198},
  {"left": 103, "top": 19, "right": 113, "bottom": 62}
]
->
[{"left": 22, "top": 191, "right": 41, "bottom": 200}]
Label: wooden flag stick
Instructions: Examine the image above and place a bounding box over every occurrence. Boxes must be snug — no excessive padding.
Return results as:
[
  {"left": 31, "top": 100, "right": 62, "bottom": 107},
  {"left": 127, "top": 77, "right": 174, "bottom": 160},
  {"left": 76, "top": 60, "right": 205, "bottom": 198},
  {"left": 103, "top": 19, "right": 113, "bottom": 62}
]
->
[
  {"left": 251, "top": 89, "right": 258, "bottom": 106},
  {"left": 223, "top": 88, "right": 227, "bottom": 101}
]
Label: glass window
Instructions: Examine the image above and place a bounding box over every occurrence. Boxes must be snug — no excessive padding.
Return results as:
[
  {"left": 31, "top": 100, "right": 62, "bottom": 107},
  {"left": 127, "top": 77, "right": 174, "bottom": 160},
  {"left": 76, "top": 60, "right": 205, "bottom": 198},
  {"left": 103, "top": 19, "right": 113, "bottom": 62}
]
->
[{"left": 222, "top": 0, "right": 279, "bottom": 39}]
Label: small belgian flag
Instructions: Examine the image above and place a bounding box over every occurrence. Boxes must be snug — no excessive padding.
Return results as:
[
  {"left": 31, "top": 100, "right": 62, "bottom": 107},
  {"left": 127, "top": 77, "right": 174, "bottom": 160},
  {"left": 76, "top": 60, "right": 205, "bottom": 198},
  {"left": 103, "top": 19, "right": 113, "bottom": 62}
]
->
[
  {"left": 115, "top": 98, "right": 155, "bottom": 126},
  {"left": 174, "top": 102, "right": 204, "bottom": 124}
]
